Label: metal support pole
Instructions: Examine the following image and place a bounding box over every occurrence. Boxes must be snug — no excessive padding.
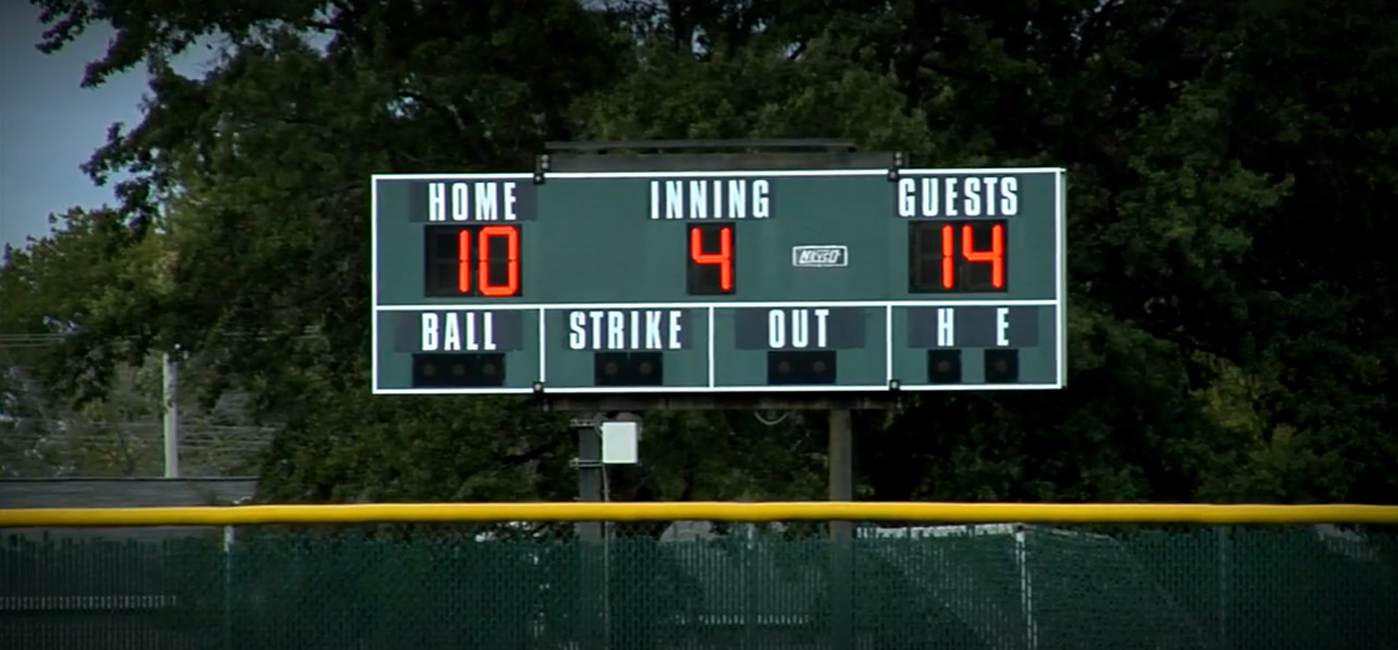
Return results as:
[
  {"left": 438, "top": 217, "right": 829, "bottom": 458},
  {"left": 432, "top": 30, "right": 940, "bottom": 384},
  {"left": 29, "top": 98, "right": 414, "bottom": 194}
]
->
[
  {"left": 1015, "top": 526, "right": 1039, "bottom": 650},
  {"left": 578, "top": 419, "right": 604, "bottom": 540},
  {"left": 576, "top": 417, "right": 606, "bottom": 650},
  {"left": 162, "top": 352, "right": 180, "bottom": 478},
  {"left": 223, "top": 525, "right": 235, "bottom": 650},
  {"left": 1218, "top": 526, "right": 1231, "bottom": 650},
  {"left": 829, "top": 409, "right": 854, "bottom": 509},
  {"left": 605, "top": 412, "right": 642, "bottom": 649},
  {"left": 828, "top": 409, "right": 854, "bottom": 650}
]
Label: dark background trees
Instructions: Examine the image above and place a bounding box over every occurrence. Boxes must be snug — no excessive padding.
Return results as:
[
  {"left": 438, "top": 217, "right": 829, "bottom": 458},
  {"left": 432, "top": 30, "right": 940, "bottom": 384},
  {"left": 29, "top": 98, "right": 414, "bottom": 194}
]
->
[{"left": 3, "top": 0, "right": 1394, "bottom": 504}]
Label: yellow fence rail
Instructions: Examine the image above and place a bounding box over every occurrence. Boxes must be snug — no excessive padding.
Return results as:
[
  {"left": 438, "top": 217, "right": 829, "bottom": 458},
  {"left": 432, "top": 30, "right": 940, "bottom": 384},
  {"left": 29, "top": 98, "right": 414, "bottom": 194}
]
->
[
  {"left": 4, "top": 501, "right": 1397, "bottom": 650},
  {"left": 3, "top": 501, "right": 1397, "bottom": 527}
]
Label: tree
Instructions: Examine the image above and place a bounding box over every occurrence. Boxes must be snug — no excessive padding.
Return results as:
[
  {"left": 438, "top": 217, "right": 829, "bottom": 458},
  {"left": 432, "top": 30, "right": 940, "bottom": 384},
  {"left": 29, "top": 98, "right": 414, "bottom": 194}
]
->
[
  {"left": 17, "top": 0, "right": 1398, "bottom": 505},
  {"left": 0, "top": 209, "right": 271, "bottom": 476}
]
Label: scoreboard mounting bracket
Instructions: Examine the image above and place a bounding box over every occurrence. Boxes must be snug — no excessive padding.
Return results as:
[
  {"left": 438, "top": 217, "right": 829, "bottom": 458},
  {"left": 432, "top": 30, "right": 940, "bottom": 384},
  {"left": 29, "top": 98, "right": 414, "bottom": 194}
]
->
[{"left": 371, "top": 143, "right": 1067, "bottom": 409}]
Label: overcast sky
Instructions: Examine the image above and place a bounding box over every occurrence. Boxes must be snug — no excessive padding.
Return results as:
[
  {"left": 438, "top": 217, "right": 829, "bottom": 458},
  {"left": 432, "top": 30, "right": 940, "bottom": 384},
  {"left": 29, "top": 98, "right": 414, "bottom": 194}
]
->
[{"left": 1, "top": 3, "right": 150, "bottom": 254}]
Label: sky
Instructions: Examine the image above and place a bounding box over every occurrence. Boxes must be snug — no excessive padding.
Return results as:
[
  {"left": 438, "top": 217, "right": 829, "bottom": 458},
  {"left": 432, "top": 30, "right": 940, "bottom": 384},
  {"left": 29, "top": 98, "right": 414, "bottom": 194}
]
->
[{"left": 0, "top": 3, "right": 153, "bottom": 254}]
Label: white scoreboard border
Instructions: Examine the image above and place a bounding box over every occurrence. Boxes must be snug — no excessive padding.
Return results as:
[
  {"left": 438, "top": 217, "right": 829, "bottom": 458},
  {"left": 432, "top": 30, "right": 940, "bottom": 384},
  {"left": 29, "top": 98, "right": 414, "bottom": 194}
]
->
[{"left": 370, "top": 167, "right": 1067, "bottom": 395}]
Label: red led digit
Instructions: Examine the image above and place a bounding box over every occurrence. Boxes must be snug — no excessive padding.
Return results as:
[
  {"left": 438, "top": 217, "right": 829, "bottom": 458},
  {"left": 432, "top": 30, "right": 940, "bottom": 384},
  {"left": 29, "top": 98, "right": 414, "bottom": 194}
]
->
[
  {"left": 941, "top": 225, "right": 955, "bottom": 289},
  {"left": 962, "top": 224, "right": 1005, "bottom": 289},
  {"left": 690, "top": 226, "right": 733, "bottom": 291},
  {"left": 457, "top": 229, "right": 472, "bottom": 294},
  {"left": 478, "top": 225, "right": 520, "bottom": 297}
]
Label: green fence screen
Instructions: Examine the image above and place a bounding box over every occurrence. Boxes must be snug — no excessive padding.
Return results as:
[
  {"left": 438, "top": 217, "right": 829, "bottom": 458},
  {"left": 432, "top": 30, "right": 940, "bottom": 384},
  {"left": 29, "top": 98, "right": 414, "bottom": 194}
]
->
[{"left": 2, "top": 522, "right": 1395, "bottom": 650}]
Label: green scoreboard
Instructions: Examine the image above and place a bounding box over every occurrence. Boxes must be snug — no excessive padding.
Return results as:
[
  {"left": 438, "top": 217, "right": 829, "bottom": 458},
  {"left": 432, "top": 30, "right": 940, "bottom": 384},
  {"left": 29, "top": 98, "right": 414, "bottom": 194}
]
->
[{"left": 371, "top": 167, "right": 1066, "bottom": 395}]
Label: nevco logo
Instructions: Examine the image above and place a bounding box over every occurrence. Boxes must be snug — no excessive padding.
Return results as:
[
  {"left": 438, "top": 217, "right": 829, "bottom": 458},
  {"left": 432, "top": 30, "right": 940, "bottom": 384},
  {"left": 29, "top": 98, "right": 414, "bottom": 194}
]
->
[{"left": 792, "top": 245, "right": 849, "bottom": 268}]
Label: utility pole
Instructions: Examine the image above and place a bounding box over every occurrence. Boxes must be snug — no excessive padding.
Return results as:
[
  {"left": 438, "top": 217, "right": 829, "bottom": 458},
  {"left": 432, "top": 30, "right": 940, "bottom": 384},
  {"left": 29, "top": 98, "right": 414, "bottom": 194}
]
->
[{"left": 162, "top": 351, "right": 180, "bottom": 478}]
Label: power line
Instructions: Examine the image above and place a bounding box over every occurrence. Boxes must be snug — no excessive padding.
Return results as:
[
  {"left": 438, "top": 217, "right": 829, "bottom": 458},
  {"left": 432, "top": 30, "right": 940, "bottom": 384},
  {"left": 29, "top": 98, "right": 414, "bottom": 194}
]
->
[
  {"left": 3, "top": 420, "right": 274, "bottom": 433},
  {"left": 0, "top": 330, "right": 329, "bottom": 348}
]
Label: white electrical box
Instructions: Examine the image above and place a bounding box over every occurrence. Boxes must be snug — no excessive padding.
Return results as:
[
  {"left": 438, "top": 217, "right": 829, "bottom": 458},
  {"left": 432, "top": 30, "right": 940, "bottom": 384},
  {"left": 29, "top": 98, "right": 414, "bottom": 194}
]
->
[{"left": 600, "top": 421, "right": 640, "bottom": 465}]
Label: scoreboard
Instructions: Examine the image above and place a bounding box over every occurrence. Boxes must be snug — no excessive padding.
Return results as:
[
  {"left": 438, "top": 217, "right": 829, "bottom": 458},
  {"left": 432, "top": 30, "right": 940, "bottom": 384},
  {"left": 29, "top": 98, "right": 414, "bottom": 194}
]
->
[{"left": 371, "top": 167, "right": 1066, "bottom": 395}]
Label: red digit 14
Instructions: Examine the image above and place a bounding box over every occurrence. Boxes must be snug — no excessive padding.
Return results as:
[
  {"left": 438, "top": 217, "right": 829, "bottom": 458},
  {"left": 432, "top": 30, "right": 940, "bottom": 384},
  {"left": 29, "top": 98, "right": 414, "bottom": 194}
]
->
[
  {"left": 941, "top": 223, "right": 1005, "bottom": 289},
  {"left": 690, "top": 226, "right": 733, "bottom": 291}
]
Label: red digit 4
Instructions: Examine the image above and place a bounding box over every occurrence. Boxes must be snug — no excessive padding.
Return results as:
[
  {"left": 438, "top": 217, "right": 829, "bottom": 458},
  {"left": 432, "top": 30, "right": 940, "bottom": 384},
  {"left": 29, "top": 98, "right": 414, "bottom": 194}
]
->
[
  {"left": 690, "top": 226, "right": 733, "bottom": 291},
  {"left": 961, "top": 223, "right": 1005, "bottom": 289}
]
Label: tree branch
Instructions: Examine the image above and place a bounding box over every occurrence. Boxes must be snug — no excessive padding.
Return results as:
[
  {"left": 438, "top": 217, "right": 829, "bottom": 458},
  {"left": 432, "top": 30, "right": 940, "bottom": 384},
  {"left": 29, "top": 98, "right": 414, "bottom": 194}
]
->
[
  {"left": 501, "top": 437, "right": 563, "bottom": 465},
  {"left": 786, "top": 40, "right": 807, "bottom": 61}
]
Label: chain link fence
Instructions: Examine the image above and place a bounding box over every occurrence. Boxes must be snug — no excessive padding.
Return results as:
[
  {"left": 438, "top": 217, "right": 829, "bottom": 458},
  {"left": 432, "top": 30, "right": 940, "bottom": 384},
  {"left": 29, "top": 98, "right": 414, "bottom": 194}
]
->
[
  {"left": 1, "top": 345, "right": 270, "bottom": 478},
  {"left": 2, "top": 519, "right": 1395, "bottom": 650}
]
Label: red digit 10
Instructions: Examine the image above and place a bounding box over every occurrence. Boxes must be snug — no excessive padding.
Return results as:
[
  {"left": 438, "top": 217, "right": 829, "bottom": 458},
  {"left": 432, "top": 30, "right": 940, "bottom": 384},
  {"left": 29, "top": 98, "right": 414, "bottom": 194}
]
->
[
  {"left": 457, "top": 225, "right": 520, "bottom": 296},
  {"left": 941, "top": 223, "right": 1005, "bottom": 289},
  {"left": 690, "top": 226, "right": 733, "bottom": 291}
]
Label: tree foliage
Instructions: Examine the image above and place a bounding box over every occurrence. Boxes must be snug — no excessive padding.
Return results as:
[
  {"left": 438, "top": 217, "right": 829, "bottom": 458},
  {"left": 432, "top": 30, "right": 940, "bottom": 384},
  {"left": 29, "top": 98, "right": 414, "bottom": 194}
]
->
[{"left": 5, "top": 0, "right": 1396, "bottom": 504}]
